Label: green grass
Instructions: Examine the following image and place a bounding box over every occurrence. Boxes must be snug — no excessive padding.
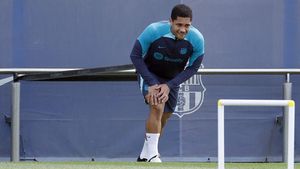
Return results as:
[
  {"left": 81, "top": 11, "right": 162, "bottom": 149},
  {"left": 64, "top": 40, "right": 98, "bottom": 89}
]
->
[{"left": 0, "top": 162, "right": 299, "bottom": 169}]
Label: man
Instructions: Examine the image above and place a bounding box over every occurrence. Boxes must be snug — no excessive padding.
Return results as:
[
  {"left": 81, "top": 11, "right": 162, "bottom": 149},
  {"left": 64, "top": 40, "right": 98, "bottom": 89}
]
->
[{"left": 130, "top": 4, "right": 204, "bottom": 162}]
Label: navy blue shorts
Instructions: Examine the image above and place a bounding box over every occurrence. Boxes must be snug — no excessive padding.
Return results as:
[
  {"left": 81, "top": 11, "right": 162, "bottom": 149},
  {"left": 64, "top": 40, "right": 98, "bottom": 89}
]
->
[{"left": 138, "top": 74, "right": 179, "bottom": 113}]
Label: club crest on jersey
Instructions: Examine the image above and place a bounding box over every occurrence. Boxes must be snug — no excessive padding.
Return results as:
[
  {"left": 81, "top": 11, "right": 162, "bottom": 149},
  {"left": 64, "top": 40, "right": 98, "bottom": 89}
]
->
[
  {"left": 174, "top": 65, "right": 206, "bottom": 118},
  {"left": 180, "top": 48, "right": 187, "bottom": 55}
]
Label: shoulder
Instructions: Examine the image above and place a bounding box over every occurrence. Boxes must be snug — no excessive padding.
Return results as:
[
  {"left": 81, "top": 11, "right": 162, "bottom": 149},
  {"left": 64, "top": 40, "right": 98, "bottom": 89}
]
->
[
  {"left": 138, "top": 21, "right": 170, "bottom": 41},
  {"left": 186, "top": 26, "right": 204, "bottom": 45},
  {"left": 186, "top": 26, "right": 205, "bottom": 54},
  {"left": 147, "top": 21, "right": 170, "bottom": 33}
]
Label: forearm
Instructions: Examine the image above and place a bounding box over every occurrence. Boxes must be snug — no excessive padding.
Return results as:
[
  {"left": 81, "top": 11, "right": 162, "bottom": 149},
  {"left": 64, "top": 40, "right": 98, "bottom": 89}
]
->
[{"left": 166, "top": 56, "right": 203, "bottom": 88}]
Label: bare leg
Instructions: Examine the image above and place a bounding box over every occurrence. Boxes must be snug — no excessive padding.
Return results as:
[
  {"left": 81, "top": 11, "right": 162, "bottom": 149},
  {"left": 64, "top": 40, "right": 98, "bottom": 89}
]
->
[
  {"left": 160, "top": 112, "right": 172, "bottom": 135},
  {"left": 146, "top": 103, "right": 165, "bottom": 133}
]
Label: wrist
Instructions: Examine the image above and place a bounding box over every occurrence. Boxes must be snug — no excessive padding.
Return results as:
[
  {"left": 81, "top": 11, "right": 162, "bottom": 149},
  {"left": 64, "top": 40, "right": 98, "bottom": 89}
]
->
[{"left": 166, "top": 82, "right": 173, "bottom": 89}]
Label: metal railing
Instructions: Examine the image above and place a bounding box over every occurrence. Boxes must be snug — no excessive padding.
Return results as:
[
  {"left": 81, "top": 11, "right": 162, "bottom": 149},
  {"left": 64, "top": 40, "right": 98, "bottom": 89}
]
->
[{"left": 1, "top": 67, "right": 300, "bottom": 162}]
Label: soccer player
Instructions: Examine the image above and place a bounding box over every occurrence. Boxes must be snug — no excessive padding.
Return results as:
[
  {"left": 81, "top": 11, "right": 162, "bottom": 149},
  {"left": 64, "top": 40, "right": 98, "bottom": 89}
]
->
[{"left": 130, "top": 4, "right": 205, "bottom": 162}]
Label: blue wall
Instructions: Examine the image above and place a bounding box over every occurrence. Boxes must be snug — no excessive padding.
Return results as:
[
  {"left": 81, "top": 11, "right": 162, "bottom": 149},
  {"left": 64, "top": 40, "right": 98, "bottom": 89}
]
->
[
  {"left": 0, "top": 0, "right": 13, "bottom": 67},
  {"left": 11, "top": 0, "right": 178, "bottom": 67},
  {"left": 0, "top": 0, "right": 300, "bottom": 162}
]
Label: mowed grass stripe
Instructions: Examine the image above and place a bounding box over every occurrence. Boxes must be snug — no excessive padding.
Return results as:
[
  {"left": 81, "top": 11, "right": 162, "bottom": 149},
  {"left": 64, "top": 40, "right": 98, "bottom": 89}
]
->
[{"left": 0, "top": 162, "right": 298, "bottom": 169}]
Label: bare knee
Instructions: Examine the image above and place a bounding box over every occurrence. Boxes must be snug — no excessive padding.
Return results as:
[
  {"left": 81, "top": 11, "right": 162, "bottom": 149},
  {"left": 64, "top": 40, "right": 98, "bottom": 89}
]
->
[
  {"left": 151, "top": 104, "right": 164, "bottom": 112},
  {"left": 149, "top": 104, "right": 164, "bottom": 120}
]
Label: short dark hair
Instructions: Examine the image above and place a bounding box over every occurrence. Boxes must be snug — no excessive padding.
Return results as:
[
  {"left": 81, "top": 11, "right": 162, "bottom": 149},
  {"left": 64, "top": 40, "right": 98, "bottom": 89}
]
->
[{"left": 171, "top": 4, "right": 193, "bottom": 21}]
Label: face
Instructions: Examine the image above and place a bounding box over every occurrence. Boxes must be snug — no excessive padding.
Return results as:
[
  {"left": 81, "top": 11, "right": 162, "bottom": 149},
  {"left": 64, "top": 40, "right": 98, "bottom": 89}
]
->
[{"left": 170, "top": 16, "right": 192, "bottom": 40}]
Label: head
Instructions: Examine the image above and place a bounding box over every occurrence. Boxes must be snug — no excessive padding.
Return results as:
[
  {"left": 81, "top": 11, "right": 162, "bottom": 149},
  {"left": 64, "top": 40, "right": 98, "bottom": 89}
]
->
[{"left": 170, "top": 4, "right": 193, "bottom": 40}]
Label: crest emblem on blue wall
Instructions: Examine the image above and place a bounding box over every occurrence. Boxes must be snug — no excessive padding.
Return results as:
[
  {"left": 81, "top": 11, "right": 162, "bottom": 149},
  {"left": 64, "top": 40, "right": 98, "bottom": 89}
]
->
[
  {"left": 180, "top": 48, "right": 187, "bottom": 55},
  {"left": 174, "top": 64, "right": 206, "bottom": 118}
]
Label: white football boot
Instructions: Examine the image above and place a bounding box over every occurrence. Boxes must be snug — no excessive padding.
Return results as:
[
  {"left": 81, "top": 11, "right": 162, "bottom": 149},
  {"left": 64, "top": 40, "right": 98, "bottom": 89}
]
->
[{"left": 148, "top": 154, "right": 161, "bottom": 162}]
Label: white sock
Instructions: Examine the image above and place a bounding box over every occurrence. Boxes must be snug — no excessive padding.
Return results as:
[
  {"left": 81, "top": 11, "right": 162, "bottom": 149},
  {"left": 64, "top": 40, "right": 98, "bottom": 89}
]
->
[
  {"left": 139, "top": 137, "right": 148, "bottom": 159},
  {"left": 146, "top": 133, "right": 160, "bottom": 159}
]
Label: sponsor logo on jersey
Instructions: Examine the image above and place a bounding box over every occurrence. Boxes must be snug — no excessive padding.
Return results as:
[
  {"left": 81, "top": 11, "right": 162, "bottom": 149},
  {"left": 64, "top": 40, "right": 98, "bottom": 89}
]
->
[
  {"left": 153, "top": 52, "right": 183, "bottom": 63},
  {"left": 153, "top": 52, "right": 164, "bottom": 60}
]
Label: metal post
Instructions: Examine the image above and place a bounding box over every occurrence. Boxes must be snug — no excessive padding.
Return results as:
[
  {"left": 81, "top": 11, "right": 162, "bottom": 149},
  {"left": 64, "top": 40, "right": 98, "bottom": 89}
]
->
[
  {"left": 217, "top": 99, "right": 295, "bottom": 169},
  {"left": 218, "top": 100, "right": 225, "bottom": 169},
  {"left": 287, "top": 102, "right": 295, "bottom": 169},
  {"left": 283, "top": 73, "right": 292, "bottom": 162},
  {"left": 11, "top": 79, "right": 20, "bottom": 162}
]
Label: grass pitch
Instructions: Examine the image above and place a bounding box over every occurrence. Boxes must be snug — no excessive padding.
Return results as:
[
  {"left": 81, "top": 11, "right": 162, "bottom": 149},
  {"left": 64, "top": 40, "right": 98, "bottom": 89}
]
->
[{"left": 0, "top": 162, "right": 299, "bottom": 169}]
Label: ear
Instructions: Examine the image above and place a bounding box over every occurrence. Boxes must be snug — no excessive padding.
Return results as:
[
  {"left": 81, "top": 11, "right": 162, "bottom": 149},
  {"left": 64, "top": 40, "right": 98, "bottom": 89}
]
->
[{"left": 169, "top": 18, "right": 173, "bottom": 24}]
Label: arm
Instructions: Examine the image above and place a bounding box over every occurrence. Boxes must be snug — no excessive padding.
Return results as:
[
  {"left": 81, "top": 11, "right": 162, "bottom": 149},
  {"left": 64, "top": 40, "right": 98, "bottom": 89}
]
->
[
  {"left": 166, "top": 55, "right": 204, "bottom": 88},
  {"left": 130, "top": 40, "right": 159, "bottom": 86},
  {"left": 130, "top": 40, "right": 160, "bottom": 105},
  {"left": 130, "top": 24, "right": 162, "bottom": 105}
]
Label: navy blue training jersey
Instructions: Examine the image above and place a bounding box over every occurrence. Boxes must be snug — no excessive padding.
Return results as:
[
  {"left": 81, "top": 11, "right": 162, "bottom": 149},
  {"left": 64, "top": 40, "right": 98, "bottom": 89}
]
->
[{"left": 130, "top": 21, "right": 204, "bottom": 88}]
